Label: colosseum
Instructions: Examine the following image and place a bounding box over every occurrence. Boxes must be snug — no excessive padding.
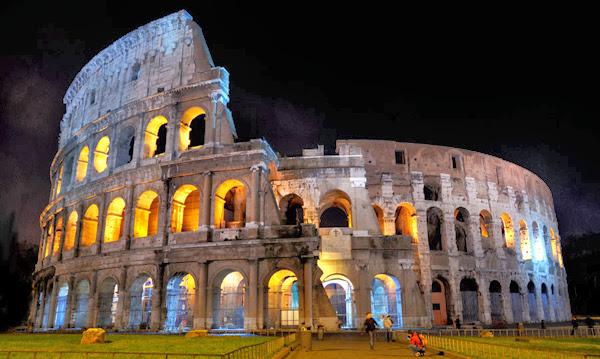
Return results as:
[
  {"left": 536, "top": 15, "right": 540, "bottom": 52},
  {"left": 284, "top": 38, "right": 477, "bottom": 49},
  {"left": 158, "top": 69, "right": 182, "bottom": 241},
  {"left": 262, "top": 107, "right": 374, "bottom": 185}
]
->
[{"left": 30, "top": 10, "right": 571, "bottom": 332}]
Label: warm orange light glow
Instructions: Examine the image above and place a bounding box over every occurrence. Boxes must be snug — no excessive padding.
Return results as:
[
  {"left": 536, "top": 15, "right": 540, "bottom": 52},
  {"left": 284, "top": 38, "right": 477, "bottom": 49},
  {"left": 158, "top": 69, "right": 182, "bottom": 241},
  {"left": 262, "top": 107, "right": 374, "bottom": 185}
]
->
[
  {"left": 93, "top": 136, "right": 110, "bottom": 173},
  {"left": 319, "top": 189, "right": 352, "bottom": 228},
  {"left": 44, "top": 223, "right": 53, "bottom": 257},
  {"left": 144, "top": 116, "right": 168, "bottom": 158},
  {"left": 64, "top": 211, "right": 78, "bottom": 251},
  {"left": 179, "top": 107, "right": 206, "bottom": 151},
  {"left": 171, "top": 185, "right": 200, "bottom": 232},
  {"left": 52, "top": 217, "right": 63, "bottom": 255},
  {"left": 479, "top": 210, "right": 492, "bottom": 238},
  {"left": 214, "top": 180, "right": 246, "bottom": 229},
  {"left": 550, "top": 228, "right": 558, "bottom": 261},
  {"left": 55, "top": 166, "right": 63, "bottom": 198},
  {"left": 396, "top": 202, "right": 418, "bottom": 243},
  {"left": 519, "top": 219, "right": 531, "bottom": 260},
  {"left": 104, "top": 197, "right": 126, "bottom": 243},
  {"left": 81, "top": 204, "right": 99, "bottom": 247},
  {"left": 76, "top": 146, "right": 89, "bottom": 182},
  {"left": 134, "top": 191, "right": 160, "bottom": 237},
  {"left": 500, "top": 213, "right": 514, "bottom": 248}
]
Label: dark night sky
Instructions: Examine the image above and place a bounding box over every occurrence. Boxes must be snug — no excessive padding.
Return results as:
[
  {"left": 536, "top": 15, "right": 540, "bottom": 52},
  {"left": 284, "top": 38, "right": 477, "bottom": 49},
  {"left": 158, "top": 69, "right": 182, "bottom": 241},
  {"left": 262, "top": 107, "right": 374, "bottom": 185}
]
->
[{"left": 1, "top": 2, "right": 599, "bottom": 246}]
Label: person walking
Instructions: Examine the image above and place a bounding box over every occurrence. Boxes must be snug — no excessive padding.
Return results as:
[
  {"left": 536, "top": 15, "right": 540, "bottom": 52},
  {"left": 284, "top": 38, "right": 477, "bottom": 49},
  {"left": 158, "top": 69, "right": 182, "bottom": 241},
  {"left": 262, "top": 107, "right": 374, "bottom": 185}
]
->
[
  {"left": 586, "top": 316, "right": 595, "bottom": 336},
  {"left": 408, "top": 331, "right": 427, "bottom": 356},
  {"left": 571, "top": 316, "right": 579, "bottom": 335},
  {"left": 362, "top": 312, "right": 378, "bottom": 350},
  {"left": 455, "top": 316, "right": 462, "bottom": 330},
  {"left": 383, "top": 315, "right": 393, "bottom": 342}
]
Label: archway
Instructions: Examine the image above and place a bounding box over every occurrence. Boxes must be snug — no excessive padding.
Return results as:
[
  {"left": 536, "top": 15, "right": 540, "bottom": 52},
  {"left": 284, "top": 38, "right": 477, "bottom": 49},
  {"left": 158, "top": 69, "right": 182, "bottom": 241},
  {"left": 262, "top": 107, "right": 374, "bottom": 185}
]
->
[
  {"left": 370, "top": 274, "right": 402, "bottom": 328},
  {"left": 489, "top": 280, "right": 504, "bottom": 324},
  {"left": 510, "top": 281, "right": 523, "bottom": 323},
  {"left": 460, "top": 278, "right": 479, "bottom": 322},
  {"left": 93, "top": 136, "right": 110, "bottom": 173},
  {"left": 323, "top": 274, "right": 356, "bottom": 329},
  {"left": 76, "top": 146, "right": 89, "bottom": 183},
  {"left": 319, "top": 190, "right": 352, "bottom": 228},
  {"left": 527, "top": 281, "right": 537, "bottom": 322},
  {"left": 214, "top": 180, "right": 247, "bottom": 229},
  {"left": 280, "top": 194, "right": 304, "bottom": 225},
  {"left": 427, "top": 207, "right": 444, "bottom": 250},
  {"left": 104, "top": 197, "right": 126, "bottom": 243},
  {"left": 81, "top": 204, "right": 99, "bottom": 247},
  {"left": 396, "top": 203, "right": 417, "bottom": 243},
  {"left": 165, "top": 273, "right": 196, "bottom": 332},
  {"left": 72, "top": 279, "right": 90, "bottom": 328},
  {"left": 64, "top": 211, "right": 78, "bottom": 251},
  {"left": 144, "top": 116, "right": 168, "bottom": 158},
  {"left": 97, "top": 278, "right": 118, "bottom": 329},
  {"left": 373, "top": 204, "right": 384, "bottom": 234},
  {"left": 432, "top": 277, "right": 451, "bottom": 326},
  {"left": 179, "top": 107, "right": 206, "bottom": 150},
  {"left": 52, "top": 217, "right": 63, "bottom": 256},
  {"left": 116, "top": 126, "right": 135, "bottom": 167},
  {"left": 479, "top": 210, "right": 493, "bottom": 249},
  {"left": 541, "top": 283, "right": 550, "bottom": 321},
  {"left": 500, "top": 213, "right": 514, "bottom": 248},
  {"left": 134, "top": 191, "right": 160, "bottom": 237},
  {"left": 267, "top": 269, "right": 299, "bottom": 329},
  {"left": 129, "top": 276, "right": 153, "bottom": 329},
  {"left": 171, "top": 185, "right": 200, "bottom": 232},
  {"left": 520, "top": 220, "right": 532, "bottom": 260},
  {"left": 213, "top": 271, "right": 246, "bottom": 329},
  {"left": 54, "top": 283, "right": 69, "bottom": 328}
]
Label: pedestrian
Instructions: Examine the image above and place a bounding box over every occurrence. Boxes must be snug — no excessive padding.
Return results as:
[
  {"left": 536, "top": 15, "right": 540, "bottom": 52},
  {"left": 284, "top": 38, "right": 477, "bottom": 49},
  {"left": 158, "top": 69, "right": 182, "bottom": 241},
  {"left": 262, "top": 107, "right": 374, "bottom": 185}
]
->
[
  {"left": 571, "top": 316, "right": 579, "bottom": 335},
  {"left": 455, "top": 316, "right": 462, "bottom": 330},
  {"left": 383, "top": 315, "right": 393, "bottom": 342},
  {"left": 408, "top": 331, "right": 427, "bottom": 357},
  {"left": 362, "top": 312, "right": 378, "bottom": 350},
  {"left": 586, "top": 316, "right": 595, "bottom": 335}
]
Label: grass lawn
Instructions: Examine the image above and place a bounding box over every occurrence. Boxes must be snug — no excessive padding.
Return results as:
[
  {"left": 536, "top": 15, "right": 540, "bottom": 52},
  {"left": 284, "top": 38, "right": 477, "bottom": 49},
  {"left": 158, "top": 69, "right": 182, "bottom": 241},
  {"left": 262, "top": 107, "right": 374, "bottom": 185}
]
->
[
  {"left": 0, "top": 333, "right": 274, "bottom": 358},
  {"left": 450, "top": 336, "right": 600, "bottom": 356}
]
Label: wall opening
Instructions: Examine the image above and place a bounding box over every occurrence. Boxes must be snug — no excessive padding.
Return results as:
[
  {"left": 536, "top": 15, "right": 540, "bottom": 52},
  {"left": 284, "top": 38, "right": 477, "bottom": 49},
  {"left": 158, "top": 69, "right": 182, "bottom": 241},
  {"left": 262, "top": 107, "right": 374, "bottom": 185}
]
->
[
  {"left": 54, "top": 283, "right": 69, "bottom": 328},
  {"left": 432, "top": 277, "right": 451, "bottom": 326},
  {"left": 520, "top": 220, "right": 531, "bottom": 260},
  {"left": 214, "top": 180, "right": 246, "bottom": 229},
  {"left": 104, "top": 197, "right": 126, "bottom": 243},
  {"left": 180, "top": 107, "right": 206, "bottom": 150},
  {"left": 134, "top": 191, "right": 160, "bottom": 237},
  {"left": 213, "top": 271, "right": 246, "bottom": 329},
  {"left": 76, "top": 146, "right": 89, "bottom": 183},
  {"left": 454, "top": 207, "right": 470, "bottom": 252},
  {"left": 370, "top": 274, "right": 402, "bottom": 329},
  {"left": 93, "top": 136, "right": 110, "bottom": 173},
  {"left": 52, "top": 217, "right": 63, "bottom": 256},
  {"left": 81, "top": 204, "right": 99, "bottom": 247},
  {"left": 165, "top": 273, "right": 195, "bottom": 332},
  {"left": 527, "top": 281, "right": 537, "bottom": 321},
  {"left": 426, "top": 207, "right": 444, "bottom": 251},
  {"left": 396, "top": 203, "right": 417, "bottom": 243},
  {"left": 489, "top": 280, "right": 504, "bottom": 325},
  {"left": 500, "top": 213, "right": 514, "bottom": 248},
  {"left": 267, "top": 270, "right": 299, "bottom": 329},
  {"left": 72, "top": 279, "right": 90, "bottom": 328},
  {"left": 97, "top": 278, "right": 118, "bottom": 329},
  {"left": 116, "top": 127, "right": 135, "bottom": 167},
  {"left": 323, "top": 274, "right": 356, "bottom": 329},
  {"left": 319, "top": 190, "right": 352, "bottom": 228},
  {"left": 510, "top": 281, "right": 523, "bottom": 323},
  {"left": 64, "top": 211, "right": 78, "bottom": 251},
  {"left": 129, "top": 276, "right": 153, "bottom": 330},
  {"left": 144, "top": 116, "right": 168, "bottom": 158},
  {"left": 460, "top": 278, "right": 479, "bottom": 322},
  {"left": 279, "top": 194, "right": 304, "bottom": 225}
]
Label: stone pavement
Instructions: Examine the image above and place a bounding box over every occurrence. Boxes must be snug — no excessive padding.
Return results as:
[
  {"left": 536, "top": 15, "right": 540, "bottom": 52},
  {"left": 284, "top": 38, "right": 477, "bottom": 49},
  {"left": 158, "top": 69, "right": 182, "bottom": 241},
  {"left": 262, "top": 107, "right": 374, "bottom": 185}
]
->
[{"left": 287, "top": 332, "right": 461, "bottom": 359}]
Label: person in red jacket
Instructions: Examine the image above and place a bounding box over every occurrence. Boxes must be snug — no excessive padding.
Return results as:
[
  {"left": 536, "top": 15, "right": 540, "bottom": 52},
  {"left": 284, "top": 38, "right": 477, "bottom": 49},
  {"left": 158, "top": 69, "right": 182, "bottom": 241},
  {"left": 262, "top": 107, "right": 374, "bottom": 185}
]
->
[{"left": 408, "top": 331, "right": 426, "bottom": 356}]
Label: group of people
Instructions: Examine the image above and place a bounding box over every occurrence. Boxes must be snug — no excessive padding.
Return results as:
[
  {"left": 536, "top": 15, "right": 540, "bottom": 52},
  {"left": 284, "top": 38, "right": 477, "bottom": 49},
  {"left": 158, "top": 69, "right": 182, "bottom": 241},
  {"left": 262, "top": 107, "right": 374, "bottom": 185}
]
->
[{"left": 362, "top": 312, "right": 428, "bottom": 356}]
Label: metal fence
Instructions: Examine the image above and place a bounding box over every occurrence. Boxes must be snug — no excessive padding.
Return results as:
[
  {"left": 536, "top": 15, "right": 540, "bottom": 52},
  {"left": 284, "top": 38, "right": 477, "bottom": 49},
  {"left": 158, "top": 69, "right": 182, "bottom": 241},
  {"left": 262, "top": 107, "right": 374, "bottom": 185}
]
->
[
  {"left": 0, "top": 331, "right": 297, "bottom": 359},
  {"left": 423, "top": 334, "right": 600, "bottom": 359},
  {"left": 422, "top": 327, "right": 600, "bottom": 338}
]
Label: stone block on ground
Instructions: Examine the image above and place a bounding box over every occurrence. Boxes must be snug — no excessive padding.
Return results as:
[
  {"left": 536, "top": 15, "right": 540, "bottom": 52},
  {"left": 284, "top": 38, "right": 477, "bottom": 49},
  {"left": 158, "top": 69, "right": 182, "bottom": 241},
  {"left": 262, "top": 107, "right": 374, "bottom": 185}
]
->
[
  {"left": 81, "top": 328, "right": 106, "bottom": 344},
  {"left": 185, "top": 330, "right": 209, "bottom": 338},
  {"left": 479, "top": 330, "right": 494, "bottom": 337}
]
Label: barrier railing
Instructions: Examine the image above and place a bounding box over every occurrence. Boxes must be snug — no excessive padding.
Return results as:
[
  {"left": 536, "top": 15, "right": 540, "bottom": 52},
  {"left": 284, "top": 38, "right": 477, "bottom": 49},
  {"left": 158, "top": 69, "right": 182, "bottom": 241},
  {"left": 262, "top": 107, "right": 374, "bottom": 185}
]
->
[
  {"left": 423, "top": 334, "right": 600, "bottom": 359},
  {"left": 0, "top": 331, "right": 297, "bottom": 359},
  {"left": 422, "top": 327, "right": 599, "bottom": 338}
]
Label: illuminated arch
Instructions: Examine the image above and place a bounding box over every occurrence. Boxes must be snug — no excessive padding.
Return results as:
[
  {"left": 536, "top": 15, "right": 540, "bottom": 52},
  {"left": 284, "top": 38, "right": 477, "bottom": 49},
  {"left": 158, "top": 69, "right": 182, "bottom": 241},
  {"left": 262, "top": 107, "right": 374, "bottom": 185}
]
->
[
  {"left": 116, "top": 126, "right": 135, "bottom": 167},
  {"left": 395, "top": 202, "right": 417, "bottom": 243},
  {"left": 134, "top": 191, "right": 160, "bottom": 237},
  {"left": 144, "top": 116, "right": 168, "bottom": 158},
  {"left": 52, "top": 217, "right": 63, "bottom": 256},
  {"left": 214, "top": 180, "right": 247, "bottom": 229},
  {"left": 54, "top": 165, "right": 63, "bottom": 198},
  {"left": 520, "top": 219, "right": 531, "bottom": 260},
  {"left": 129, "top": 275, "right": 154, "bottom": 329},
  {"left": 76, "top": 146, "right": 89, "bottom": 182},
  {"left": 97, "top": 277, "right": 119, "bottom": 329},
  {"left": 500, "top": 213, "right": 514, "bottom": 248},
  {"left": 93, "top": 136, "right": 110, "bottom": 173},
  {"left": 527, "top": 281, "right": 537, "bottom": 321},
  {"left": 104, "top": 198, "right": 126, "bottom": 243},
  {"left": 371, "top": 274, "right": 402, "bottom": 328},
  {"left": 72, "top": 279, "right": 90, "bottom": 328},
  {"left": 165, "top": 273, "right": 196, "bottom": 331},
  {"left": 373, "top": 204, "right": 384, "bottom": 234},
  {"left": 81, "top": 204, "right": 99, "bottom": 247},
  {"left": 280, "top": 194, "right": 304, "bottom": 225},
  {"left": 323, "top": 274, "right": 356, "bottom": 329},
  {"left": 319, "top": 189, "right": 352, "bottom": 228},
  {"left": 532, "top": 221, "right": 544, "bottom": 261},
  {"left": 171, "top": 185, "right": 200, "bottom": 232},
  {"left": 44, "top": 223, "right": 53, "bottom": 258},
  {"left": 54, "top": 282, "right": 69, "bottom": 328},
  {"left": 179, "top": 107, "right": 206, "bottom": 151},
  {"left": 550, "top": 228, "right": 558, "bottom": 262},
  {"left": 212, "top": 270, "right": 246, "bottom": 328},
  {"left": 267, "top": 269, "right": 299, "bottom": 329},
  {"left": 64, "top": 211, "right": 78, "bottom": 251}
]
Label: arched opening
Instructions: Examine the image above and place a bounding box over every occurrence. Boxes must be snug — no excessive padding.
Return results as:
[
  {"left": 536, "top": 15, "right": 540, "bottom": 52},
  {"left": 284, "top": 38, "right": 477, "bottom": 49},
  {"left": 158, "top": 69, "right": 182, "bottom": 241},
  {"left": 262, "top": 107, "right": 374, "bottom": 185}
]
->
[
  {"left": 541, "top": 283, "right": 550, "bottom": 320},
  {"left": 373, "top": 204, "right": 384, "bottom": 234},
  {"left": 489, "top": 280, "right": 504, "bottom": 324},
  {"left": 510, "top": 281, "right": 523, "bottom": 323},
  {"left": 171, "top": 185, "right": 200, "bottom": 232},
  {"left": 129, "top": 276, "right": 153, "bottom": 330},
  {"left": 63, "top": 157, "right": 73, "bottom": 189},
  {"left": 279, "top": 194, "right": 304, "bottom": 225},
  {"left": 93, "top": 136, "right": 110, "bottom": 173},
  {"left": 479, "top": 210, "right": 493, "bottom": 249},
  {"left": 500, "top": 213, "right": 514, "bottom": 248},
  {"left": 551, "top": 284, "right": 559, "bottom": 321},
  {"left": 460, "top": 278, "right": 479, "bottom": 322},
  {"left": 532, "top": 221, "right": 544, "bottom": 261},
  {"left": 134, "top": 191, "right": 160, "bottom": 238},
  {"left": 179, "top": 107, "right": 206, "bottom": 150},
  {"left": 520, "top": 220, "right": 532, "bottom": 260},
  {"left": 116, "top": 127, "right": 135, "bottom": 167},
  {"left": 72, "top": 279, "right": 90, "bottom": 328},
  {"left": 319, "top": 190, "right": 352, "bottom": 228},
  {"left": 76, "top": 146, "right": 89, "bottom": 183},
  {"left": 550, "top": 228, "right": 558, "bottom": 262},
  {"left": 144, "top": 116, "right": 168, "bottom": 158},
  {"left": 267, "top": 269, "right": 299, "bottom": 329},
  {"left": 527, "top": 281, "right": 537, "bottom": 321},
  {"left": 423, "top": 179, "right": 440, "bottom": 201},
  {"left": 432, "top": 277, "right": 451, "bottom": 326},
  {"left": 54, "top": 283, "right": 69, "bottom": 328},
  {"left": 42, "top": 284, "right": 53, "bottom": 328},
  {"left": 44, "top": 223, "right": 53, "bottom": 258},
  {"left": 427, "top": 207, "right": 444, "bottom": 250},
  {"left": 81, "top": 204, "right": 99, "bottom": 247},
  {"left": 214, "top": 180, "right": 246, "bottom": 229},
  {"left": 64, "top": 211, "right": 78, "bottom": 251},
  {"left": 370, "top": 274, "right": 402, "bottom": 328},
  {"left": 212, "top": 271, "right": 246, "bottom": 329},
  {"left": 52, "top": 217, "right": 63, "bottom": 256},
  {"left": 454, "top": 208, "right": 470, "bottom": 252},
  {"left": 97, "top": 278, "right": 118, "bottom": 329},
  {"left": 396, "top": 203, "right": 417, "bottom": 243},
  {"left": 54, "top": 165, "right": 63, "bottom": 198},
  {"left": 323, "top": 274, "right": 356, "bottom": 329},
  {"left": 165, "top": 273, "right": 196, "bottom": 332},
  {"left": 104, "top": 198, "right": 126, "bottom": 243}
]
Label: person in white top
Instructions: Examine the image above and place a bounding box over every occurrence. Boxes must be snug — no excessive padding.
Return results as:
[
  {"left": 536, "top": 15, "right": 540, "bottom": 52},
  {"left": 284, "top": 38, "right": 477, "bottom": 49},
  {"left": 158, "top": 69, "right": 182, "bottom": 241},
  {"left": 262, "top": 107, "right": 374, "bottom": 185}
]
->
[{"left": 383, "top": 315, "right": 393, "bottom": 342}]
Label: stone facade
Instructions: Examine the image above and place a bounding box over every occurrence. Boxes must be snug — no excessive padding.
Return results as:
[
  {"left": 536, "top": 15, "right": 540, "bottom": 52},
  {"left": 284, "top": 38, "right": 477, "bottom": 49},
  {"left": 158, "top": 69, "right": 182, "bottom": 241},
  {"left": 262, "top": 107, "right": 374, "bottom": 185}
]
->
[{"left": 31, "top": 10, "right": 570, "bottom": 332}]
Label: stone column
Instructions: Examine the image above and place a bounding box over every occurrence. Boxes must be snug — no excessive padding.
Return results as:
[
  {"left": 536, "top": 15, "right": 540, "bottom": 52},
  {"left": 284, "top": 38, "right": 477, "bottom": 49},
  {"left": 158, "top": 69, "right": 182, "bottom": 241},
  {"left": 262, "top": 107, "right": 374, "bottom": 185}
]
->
[
  {"left": 73, "top": 203, "right": 85, "bottom": 258},
  {"left": 303, "top": 258, "right": 314, "bottom": 327},
  {"left": 123, "top": 185, "right": 135, "bottom": 250},
  {"left": 201, "top": 171, "right": 213, "bottom": 229},
  {"left": 161, "top": 179, "right": 171, "bottom": 246},
  {"left": 357, "top": 264, "right": 371, "bottom": 326},
  {"left": 250, "top": 165, "right": 261, "bottom": 226},
  {"left": 96, "top": 194, "right": 107, "bottom": 253},
  {"left": 36, "top": 281, "right": 47, "bottom": 328},
  {"left": 477, "top": 276, "right": 492, "bottom": 325},
  {"left": 57, "top": 212, "right": 67, "bottom": 261},
  {"left": 64, "top": 274, "right": 76, "bottom": 328},
  {"left": 247, "top": 260, "right": 258, "bottom": 328},
  {"left": 194, "top": 261, "right": 207, "bottom": 329},
  {"left": 443, "top": 209, "right": 458, "bottom": 253},
  {"left": 207, "top": 92, "right": 220, "bottom": 146},
  {"left": 87, "top": 270, "right": 98, "bottom": 328}
]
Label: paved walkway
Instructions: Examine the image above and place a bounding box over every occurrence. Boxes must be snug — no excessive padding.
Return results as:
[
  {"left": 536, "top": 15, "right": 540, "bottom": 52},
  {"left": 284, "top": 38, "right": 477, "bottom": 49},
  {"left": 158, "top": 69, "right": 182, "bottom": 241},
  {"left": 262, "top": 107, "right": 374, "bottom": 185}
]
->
[{"left": 288, "top": 332, "right": 459, "bottom": 359}]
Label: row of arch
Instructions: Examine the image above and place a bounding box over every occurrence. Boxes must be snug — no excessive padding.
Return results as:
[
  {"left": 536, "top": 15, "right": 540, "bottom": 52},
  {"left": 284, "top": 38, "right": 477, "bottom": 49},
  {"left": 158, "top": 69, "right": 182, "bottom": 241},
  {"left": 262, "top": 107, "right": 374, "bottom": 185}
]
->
[
  {"left": 52, "top": 108, "right": 207, "bottom": 200},
  {"left": 432, "top": 277, "right": 565, "bottom": 325},
  {"left": 35, "top": 269, "right": 402, "bottom": 331}
]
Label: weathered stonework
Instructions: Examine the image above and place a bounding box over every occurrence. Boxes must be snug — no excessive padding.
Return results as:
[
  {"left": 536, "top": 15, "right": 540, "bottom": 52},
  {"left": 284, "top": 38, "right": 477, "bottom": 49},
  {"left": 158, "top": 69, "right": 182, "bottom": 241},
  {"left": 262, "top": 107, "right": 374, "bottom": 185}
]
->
[{"left": 31, "top": 10, "right": 570, "bottom": 333}]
